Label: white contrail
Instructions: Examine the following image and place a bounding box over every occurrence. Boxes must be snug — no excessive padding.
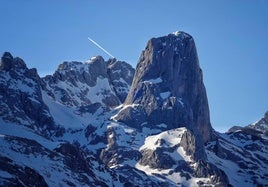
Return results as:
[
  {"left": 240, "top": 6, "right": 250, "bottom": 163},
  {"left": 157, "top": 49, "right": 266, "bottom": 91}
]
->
[{"left": 87, "top": 37, "right": 115, "bottom": 58}]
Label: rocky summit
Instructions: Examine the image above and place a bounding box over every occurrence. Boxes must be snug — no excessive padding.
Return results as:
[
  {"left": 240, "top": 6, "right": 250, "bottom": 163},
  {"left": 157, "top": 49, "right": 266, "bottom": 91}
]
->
[
  {"left": 0, "top": 32, "right": 267, "bottom": 187},
  {"left": 116, "top": 31, "right": 213, "bottom": 144}
]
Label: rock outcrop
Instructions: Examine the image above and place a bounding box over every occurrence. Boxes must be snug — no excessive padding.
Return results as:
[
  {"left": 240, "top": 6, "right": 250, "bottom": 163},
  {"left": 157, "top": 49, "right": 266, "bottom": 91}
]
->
[
  {"left": 0, "top": 52, "right": 61, "bottom": 138},
  {"left": 115, "top": 31, "right": 213, "bottom": 144}
]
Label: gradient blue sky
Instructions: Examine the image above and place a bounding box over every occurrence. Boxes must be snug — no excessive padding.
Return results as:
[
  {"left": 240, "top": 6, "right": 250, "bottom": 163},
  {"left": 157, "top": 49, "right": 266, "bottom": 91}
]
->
[{"left": 0, "top": 0, "right": 267, "bottom": 132}]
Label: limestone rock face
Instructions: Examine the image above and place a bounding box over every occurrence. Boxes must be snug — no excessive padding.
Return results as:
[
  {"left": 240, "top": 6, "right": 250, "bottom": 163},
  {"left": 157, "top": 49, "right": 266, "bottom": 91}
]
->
[
  {"left": 43, "top": 56, "right": 134, "bottom": 108},
  {"left": 116, "top": 31, "right": 213, "bottom": 143},
  {"left": 0, "top": 52, "right": 60, "bottom": 138},
  {"left": 107, "top": 59, "right": 135, "bottom": 103}
]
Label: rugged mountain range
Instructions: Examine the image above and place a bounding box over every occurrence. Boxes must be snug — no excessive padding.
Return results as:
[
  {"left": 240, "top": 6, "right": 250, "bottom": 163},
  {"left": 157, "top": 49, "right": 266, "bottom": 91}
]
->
[{"left": 0, "top": 31, "right": 267, "bottom": 187}]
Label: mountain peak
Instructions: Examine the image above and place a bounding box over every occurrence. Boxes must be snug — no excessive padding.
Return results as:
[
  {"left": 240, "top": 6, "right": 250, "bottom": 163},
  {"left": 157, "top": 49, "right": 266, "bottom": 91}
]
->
[
  {"left": 43, "top": 56, "right": 134, "bottom": 107},
  {"left": 85, "top": 55, "right": 105, "bottom": 64},
  {"left": 0, "top": 52, "right": 27, "bottom": 71},
  {"left": 1, "top": 51, "right": 13, "bottom": 61},
  {"left": 172, "top": 30, "right": 192, "bottom": 37},
  {"left": 116, "top": 32, "right": 213, "bottom": 143}
]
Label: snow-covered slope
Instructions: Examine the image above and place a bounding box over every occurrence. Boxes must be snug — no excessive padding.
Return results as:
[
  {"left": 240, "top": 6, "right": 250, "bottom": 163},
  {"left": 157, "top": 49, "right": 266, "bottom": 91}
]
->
[
  {"left": 0, "top": 119, "right": 126, "bottom": 187},
  {"left": 136, "top": 128, "right": 208, "bottom": 186},
  {"left": 1, "top": 32, "right": 268, "bottom": 187},
  {"left": 206, "top": 131, "right": 268, "bottom": 186}
]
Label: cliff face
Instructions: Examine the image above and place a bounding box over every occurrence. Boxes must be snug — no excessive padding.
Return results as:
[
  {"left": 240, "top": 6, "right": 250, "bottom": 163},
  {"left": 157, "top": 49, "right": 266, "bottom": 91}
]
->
[
  {"left": 116, "top": 31, "right": 213, "bottom": 143},
  {"left": 0, "top": 52, "right": 60, "bottom": 138}
]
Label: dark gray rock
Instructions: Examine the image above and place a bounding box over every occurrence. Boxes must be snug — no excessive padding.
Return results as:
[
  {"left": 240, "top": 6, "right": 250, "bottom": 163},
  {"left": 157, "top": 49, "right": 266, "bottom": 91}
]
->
[
  {"left": 180, "top": 129, "right": 207, "bottom": 161},
  {"left": 99, "top": 127, "right": 118, "bottom": 165},
  {"left": 0, "top": 52, "right": 62, "bottom": 138},
  {"left": 194, "top": 160, "right": 229, "bottom": 187},
  {"left": 114, "top": 105, "right": 146, "bottom": 129},
  {"left": 107, "top": 59, "right": 135, "bottom": 103},
  {"left": 0, "top": 155, "right": 48, "bottom": 187},
  {"left": 0, "top": 52, "right": 13, "bottom": 71},
  {"left": 99, "top": 126, "right": 142, "bottom": 167},
  {"left": 115, "top": 31, "right": 214, "bottom": 143},
  {"left": 54, "top": 142, "right": 93, "bottom": 174},
  {"left": 139, "top": 148, "right": 176, "bottom": 169},
  {"left": 5, "top": 135, "right": 53, "bottom": 156},
  {"left": 0, "top": 52, "right": 29, "bottom": 72},
  {"left": 174, "top": 160, "right": 193, "bottom": 174}
]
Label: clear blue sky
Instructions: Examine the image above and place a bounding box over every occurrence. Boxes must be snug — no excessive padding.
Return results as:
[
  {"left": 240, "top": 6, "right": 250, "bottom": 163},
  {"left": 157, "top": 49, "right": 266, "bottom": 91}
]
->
[{"left": 0, "top": 0, "right": 267, "bottom": 132}]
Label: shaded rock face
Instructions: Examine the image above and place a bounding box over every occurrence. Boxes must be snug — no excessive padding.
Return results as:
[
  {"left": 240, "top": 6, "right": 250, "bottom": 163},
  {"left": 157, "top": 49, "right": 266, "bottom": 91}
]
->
[
  {"left": 43, "top": 56, "right": 134, "bottom": 108},
  {"left": 139, "top": 148, "right": 176, "bottom": 169},
  {"left": 54, "top": 142, "right": 95, "bottom": 175},
  {"left": 194, "top": 160, "right": 229, "bottom": 186},
  {"left": 1, "top": 52, "right": 26, "bottom": 71},
  {"left": 99, "top": 126, "right": 142, "bottom": 167},
  {"left": 180, "top": 129, "right": 206, "bottom": 161},
  {"left": 116, "top": 32, "right": 213, "bottom": 143},
  {"left": 0, "top": 52, "right": 61, "bottom": 138},
  {"left": 107, "top": 59, "right": 135, "bottom": 103},
  {"left": 0, "top": 155, "right": 48, "bottom": 187}
]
